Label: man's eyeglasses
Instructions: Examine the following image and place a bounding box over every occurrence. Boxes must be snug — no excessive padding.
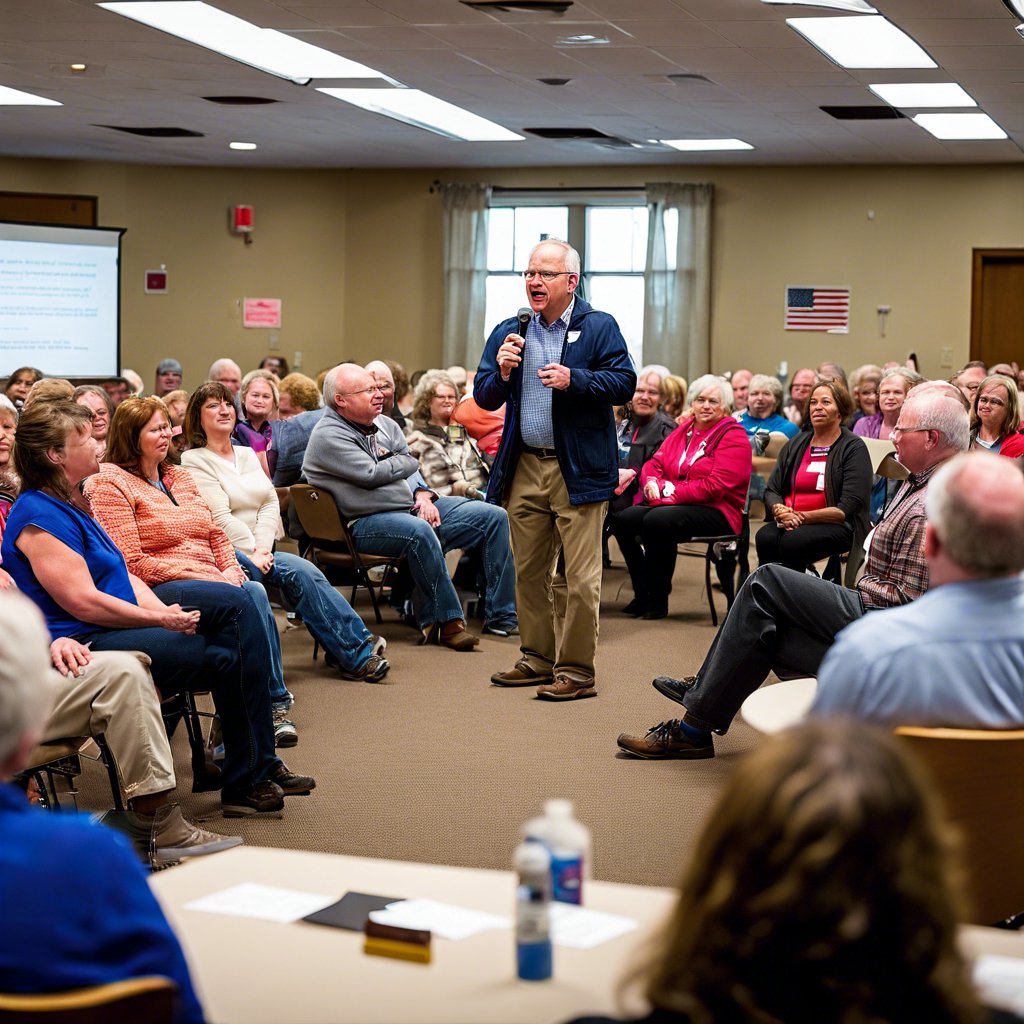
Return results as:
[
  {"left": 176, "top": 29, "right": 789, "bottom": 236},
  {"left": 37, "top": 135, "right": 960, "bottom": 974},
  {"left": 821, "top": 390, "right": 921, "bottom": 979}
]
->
[
  {"left": 977, "top": 395, "right": 1006, "bottom": 408},
  {"left": 337, "top": 385, "right": 385, "bottom": 397},
  {"left": 891, "top": 425, "right": 933, "bottom": 438},
  {"left": 521, "top": 270, "right": 574, "bottom": 281}
]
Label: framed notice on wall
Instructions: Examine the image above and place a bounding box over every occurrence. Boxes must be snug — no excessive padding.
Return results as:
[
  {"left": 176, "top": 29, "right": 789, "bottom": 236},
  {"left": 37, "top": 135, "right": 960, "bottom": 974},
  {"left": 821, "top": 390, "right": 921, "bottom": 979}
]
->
[
  {"left": 784, "top": 286, "right": 850, "bottom": 333},
  {"left": 243, "top": 297, "right": 282, "bottom": 328}
]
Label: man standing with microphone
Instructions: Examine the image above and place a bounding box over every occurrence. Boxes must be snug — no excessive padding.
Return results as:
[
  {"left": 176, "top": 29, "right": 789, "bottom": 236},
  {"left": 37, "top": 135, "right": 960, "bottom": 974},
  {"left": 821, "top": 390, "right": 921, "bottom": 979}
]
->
[{"left": 476, "top": 239, "right": 635, "bottom": 701}]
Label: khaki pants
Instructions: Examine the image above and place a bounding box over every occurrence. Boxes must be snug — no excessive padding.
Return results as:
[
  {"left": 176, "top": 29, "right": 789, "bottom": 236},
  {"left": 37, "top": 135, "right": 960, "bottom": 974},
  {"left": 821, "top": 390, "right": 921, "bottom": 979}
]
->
[
  {"left": 40, "top": 650, "right": 176, "bottom": 802},
  {"left": 506, "top": 453, "right": 606, "bottom": 682}
]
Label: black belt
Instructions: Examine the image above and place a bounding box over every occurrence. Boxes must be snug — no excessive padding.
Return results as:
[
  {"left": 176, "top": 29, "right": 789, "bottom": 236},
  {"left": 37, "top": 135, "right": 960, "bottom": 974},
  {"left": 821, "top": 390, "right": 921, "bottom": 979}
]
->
[{"left": 522, "top": 445, "right": 557, "bottom": 459}]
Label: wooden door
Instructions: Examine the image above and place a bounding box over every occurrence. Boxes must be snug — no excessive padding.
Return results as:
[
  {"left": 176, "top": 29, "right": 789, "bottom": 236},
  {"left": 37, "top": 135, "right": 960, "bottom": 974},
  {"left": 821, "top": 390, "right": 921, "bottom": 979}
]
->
[{"left": 971, "top": 249, "right": 1024, "bottom": 368}]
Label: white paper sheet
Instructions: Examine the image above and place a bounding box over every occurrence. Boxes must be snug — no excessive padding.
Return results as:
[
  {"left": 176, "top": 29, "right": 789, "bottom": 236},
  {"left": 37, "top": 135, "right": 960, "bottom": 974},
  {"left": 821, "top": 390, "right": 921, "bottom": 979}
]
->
[
  {"left": 974, "top": 954, "right": 1024, "bottom": 1014},
  {"left": 369, "top": 899, "right": 511, "bottom": 940},
  {"left": 549, "top": 904, "right": 638, "bottom": 949},
  {"left": 183, "top": 883, "right": 336, "bottom": 924}
]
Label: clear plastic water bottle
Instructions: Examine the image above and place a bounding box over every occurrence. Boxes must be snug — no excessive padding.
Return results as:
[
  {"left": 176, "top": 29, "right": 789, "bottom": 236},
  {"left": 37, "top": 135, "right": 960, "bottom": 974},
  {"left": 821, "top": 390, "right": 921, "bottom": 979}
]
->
[
  {"left": 524, "top": 799, "right": 591, "bottom": 906},
  {"left": 513, "top": 838, "right": 552, "bottom": 981}
]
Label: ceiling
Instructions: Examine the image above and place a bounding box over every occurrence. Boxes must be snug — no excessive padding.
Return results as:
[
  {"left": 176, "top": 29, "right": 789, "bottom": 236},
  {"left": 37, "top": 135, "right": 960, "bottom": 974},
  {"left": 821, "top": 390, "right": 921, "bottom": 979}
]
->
[{"left": 2, "top": 0, "right": 1024, "bottom": 168}]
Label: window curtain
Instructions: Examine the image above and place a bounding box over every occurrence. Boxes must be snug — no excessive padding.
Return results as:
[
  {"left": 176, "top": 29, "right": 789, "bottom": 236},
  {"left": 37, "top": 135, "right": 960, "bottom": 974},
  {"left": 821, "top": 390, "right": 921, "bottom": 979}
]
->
[
  {"left": 642, "top": 183, "right": 713, "bottom": 381},
  {"left": 440, "top": 182, "right": 491, "bottom": 368}
]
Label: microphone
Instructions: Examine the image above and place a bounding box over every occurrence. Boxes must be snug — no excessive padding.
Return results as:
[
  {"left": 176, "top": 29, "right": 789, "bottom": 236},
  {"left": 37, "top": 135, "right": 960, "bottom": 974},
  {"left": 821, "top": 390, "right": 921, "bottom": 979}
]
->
[{"left": 517, "top": 307, "right": 532, "bottom": 340}]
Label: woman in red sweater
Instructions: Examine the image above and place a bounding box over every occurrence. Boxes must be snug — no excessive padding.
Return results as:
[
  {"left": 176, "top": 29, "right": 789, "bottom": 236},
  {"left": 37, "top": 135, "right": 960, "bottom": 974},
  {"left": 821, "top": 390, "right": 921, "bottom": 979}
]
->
[{"left": 608, "top": 375, "right": 752, "bottom": 620}]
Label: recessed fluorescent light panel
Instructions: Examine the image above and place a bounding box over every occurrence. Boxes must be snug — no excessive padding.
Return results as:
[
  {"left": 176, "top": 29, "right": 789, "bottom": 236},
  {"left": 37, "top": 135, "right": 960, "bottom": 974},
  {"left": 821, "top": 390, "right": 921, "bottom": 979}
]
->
[
  {"left": 98, "top": 1, "right": 388, "bottom": 86},
  {"left": 787, "top": 16, "right": 936, "bottom": 69},
  {"left": 869, "top": 83, "right": 976, "bottom": 108},
  {"left": 912, "top": 113, "right": 1007, "bottom": 140},
  {"left": 229, "top": 141, "right": 257, "bottom": 150},
  {"left": 1001, "top": 0, "right": 1024, "bottom": 17},
  {"left": 762, "top": 0, "right": 876, "bottom": 11},
  {"left": 0, "top": 85, "right": 61, "bottom": 106},
  {"left": 655, "top": 138, "right": 754, "bottom": 151},
  {"left": 317, "top": 88, "right": 523, "bottom": 142}
]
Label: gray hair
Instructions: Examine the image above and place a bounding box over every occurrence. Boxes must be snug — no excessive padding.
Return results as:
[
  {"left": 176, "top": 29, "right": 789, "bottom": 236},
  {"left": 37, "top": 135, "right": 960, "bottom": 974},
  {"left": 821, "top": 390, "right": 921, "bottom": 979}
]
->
[
  {"left": 322, "top": 364, "right": 343, "bottom": 409},
  {"left": 638, "top": 364, "right": 672, "bottom": 384},
  {"left": 901, "top": 390, "right": 970, "bottom": 453},
  {"left": 926, "top": 452, "right": 1024, "bottom": 577},
  {"left": 747, "top": 374, "right": 784, "bottom": 414},
  {"left": 0, "top": 394, "right": 17, "bottom": 421},
  {"left": 880, "top": 367, "right": 924, "bottom": 393},
  {"left": 529, "top": 238, "right": 581, "bottom": 276},
  {"left": 365, "top": 360, "right": 394, "bottom": 386},
  {"left": 412, "top": 370, "right": 459, "bottom": 424},
  {"left": 208, "top": 358, "right": 241, "bottom": 381},
  {"left": 689, "top": 374, "right": 734, "bottom": 413},
  {"left": 0, "top": 592, "right": 56, "bottom": 766}
]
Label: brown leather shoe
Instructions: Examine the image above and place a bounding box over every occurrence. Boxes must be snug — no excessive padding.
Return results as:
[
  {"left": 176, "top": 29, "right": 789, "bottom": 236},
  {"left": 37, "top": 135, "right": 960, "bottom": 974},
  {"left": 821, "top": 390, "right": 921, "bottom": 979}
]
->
[
  {"left": 535, "top": 674, "right": 597, "bottom": 701},
  {"left": 438, "top": 619, "right": 479, "bottom": 651},
  {"left": 491, "top": 659, "right": 553, "bottom": 687},
  {"left": 616, "top": 720, "right": 714, "bottom": 759}
]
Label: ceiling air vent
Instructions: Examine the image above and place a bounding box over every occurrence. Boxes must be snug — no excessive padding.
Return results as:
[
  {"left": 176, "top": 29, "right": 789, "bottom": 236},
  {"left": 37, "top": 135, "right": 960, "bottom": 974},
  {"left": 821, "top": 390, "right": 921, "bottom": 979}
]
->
[
  {"left": 461, "top": 1, "right": 573, "bottom": 14},
  {"left": 666, "top": 73, "right": 713, "bottom": 84},
  {"left": 203, "top": 96, "right": 279, "bottom": 105},
  {"left": 523, "top": 127, "right": 637, "bottom": 149},
  {"left": 97, "top": 125, "right": 205, "bottom": 137},
  {"left": 820, "top": 106, "right": 905, "bottom": 120}
]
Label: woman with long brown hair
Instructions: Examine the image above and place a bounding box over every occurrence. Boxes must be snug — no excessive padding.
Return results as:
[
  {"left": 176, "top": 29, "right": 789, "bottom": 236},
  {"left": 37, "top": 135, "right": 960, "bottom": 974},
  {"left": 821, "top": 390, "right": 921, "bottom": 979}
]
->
[{"left": 571, "top": 720, "right": 988, "bottom": 1024}]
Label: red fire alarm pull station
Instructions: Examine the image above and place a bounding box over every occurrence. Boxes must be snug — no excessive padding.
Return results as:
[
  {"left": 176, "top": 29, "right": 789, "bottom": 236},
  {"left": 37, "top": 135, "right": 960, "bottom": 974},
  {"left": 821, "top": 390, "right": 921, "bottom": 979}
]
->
[
  {"left": 144, "top": 269, "right": 168, "bottom": 294},
  {"left": 231, "top": 205, "right": 254, "bottom": 234}
]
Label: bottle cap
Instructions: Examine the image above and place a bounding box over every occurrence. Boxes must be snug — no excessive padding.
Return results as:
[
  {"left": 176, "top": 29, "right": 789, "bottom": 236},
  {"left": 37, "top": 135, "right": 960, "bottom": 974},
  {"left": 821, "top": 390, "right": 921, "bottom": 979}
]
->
[{"left": 544, "top": 798, "right": 573, "bottom": 818}]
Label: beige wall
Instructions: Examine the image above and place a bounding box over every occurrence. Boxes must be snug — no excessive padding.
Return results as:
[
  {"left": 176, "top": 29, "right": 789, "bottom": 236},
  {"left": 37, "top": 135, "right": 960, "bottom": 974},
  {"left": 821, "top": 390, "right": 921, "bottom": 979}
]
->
[{"left": 1, "top": 156, "right": 1021, "bottom": 387}]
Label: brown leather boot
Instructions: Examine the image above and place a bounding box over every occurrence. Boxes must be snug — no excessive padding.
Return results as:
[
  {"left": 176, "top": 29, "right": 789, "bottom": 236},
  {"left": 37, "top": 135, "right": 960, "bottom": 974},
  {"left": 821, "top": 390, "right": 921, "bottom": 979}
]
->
[{"left": 438, "top": 619, "right": 480, "bottom": 651}]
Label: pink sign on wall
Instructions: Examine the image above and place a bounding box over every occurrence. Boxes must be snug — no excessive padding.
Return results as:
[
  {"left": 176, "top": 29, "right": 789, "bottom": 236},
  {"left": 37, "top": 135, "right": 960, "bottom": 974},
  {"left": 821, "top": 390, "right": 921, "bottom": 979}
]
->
[{"left": 243, "top": 297, "right": 282, "bottom": 328}]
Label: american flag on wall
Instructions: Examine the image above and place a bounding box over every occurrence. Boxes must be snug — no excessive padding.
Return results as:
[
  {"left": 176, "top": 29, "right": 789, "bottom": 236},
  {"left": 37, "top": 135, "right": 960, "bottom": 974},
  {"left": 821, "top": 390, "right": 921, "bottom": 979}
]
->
[{"left": 784, "top": 286, "right": 850, "bottom": 332}]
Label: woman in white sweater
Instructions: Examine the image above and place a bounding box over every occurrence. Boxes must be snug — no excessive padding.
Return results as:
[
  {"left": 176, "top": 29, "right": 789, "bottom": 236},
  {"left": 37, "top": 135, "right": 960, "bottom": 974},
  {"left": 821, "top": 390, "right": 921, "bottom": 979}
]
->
[{"left": 180, "top": 382, "right": 389, "bottom": 683}]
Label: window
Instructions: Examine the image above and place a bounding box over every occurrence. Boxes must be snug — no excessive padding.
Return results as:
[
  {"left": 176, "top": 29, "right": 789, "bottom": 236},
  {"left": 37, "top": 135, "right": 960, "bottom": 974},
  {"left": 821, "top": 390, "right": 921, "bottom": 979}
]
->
[{"left": 484, "top": 195, "right": 651, "bottom": 368}]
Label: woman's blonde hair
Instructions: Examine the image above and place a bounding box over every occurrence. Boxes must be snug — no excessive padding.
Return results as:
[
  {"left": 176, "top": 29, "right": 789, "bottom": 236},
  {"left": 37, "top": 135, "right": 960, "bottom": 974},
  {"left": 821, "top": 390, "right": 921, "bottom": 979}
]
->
[
  {"left": 279, "top": 372, "right": 322, "bottom": 413},
  {"left": 104, "top": 396, "right": 173, "bottom": 475},
  {"left": 660, "top": 375, "right": 688, "bottom": 418},
  {"left": 240, "top": 368, "right": 280, "bottom": 417},
  {"left": 411, "top": 370, "right": 459, "bottom": 424},
  {"left": 629, "top": 720, "right": 981, "bottom": 1024}
]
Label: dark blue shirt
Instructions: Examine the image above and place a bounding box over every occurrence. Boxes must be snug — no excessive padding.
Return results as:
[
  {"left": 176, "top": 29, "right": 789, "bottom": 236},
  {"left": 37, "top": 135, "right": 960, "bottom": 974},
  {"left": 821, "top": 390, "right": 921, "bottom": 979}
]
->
[
  {"left": 1, "top": 490, "right": 137, "bottom": 640},
  {"left": 0, "top": 783, "right": 203, "bottom": 1023}
]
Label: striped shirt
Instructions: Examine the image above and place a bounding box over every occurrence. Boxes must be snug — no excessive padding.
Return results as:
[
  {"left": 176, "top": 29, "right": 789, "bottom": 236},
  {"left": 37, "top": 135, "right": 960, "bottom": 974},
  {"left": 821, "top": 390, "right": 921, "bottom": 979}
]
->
[{"left": 519, "top": 299, "right": 574, "bottom": 449}]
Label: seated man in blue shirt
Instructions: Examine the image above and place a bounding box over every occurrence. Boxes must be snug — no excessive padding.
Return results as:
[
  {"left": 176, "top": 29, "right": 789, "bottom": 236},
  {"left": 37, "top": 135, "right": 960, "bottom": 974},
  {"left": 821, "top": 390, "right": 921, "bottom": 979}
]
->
[
  {"left": 812, "top": 450, "right": 1024, "bottom": 726},
  {"left": 0, "top": 591, "right": 204, "bottom": 1024},
  {"left": 736, "top": 374, "right": 799, "bottom": 441}
]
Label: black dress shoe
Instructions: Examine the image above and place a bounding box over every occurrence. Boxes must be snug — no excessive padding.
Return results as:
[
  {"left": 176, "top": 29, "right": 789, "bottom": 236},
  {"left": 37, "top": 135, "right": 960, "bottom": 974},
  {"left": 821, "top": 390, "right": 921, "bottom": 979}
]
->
[
  {"left": 652, "top": 675, "right": 697, "bottom": 707},
  {"left": 642, "top": 606, "right": 668, "bottom": 620},
  {"left": 270, "top": 763, "right": 316, "bottom": 796},
  {"left": 621, "top": 598, "right": 647, "bottom": 617}
]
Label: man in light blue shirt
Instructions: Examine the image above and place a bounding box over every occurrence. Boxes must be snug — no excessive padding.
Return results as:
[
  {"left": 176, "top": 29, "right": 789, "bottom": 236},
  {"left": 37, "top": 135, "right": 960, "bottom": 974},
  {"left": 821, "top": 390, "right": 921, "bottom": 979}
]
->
[{"left": 813, "top": 451, "right": 1024, "bottom": 727}]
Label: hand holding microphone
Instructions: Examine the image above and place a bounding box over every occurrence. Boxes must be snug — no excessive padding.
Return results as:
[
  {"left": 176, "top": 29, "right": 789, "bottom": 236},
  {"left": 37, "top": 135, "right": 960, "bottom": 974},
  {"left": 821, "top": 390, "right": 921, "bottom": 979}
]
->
[{"left": 498, "top": 307, "right": 532, "bottom": 380}]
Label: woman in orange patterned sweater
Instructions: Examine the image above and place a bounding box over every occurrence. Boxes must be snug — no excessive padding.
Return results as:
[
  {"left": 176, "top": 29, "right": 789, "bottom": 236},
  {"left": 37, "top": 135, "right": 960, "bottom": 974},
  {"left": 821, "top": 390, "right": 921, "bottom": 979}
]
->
[{"left": 84, "top": 398, "right": 315, "bottom": 809}]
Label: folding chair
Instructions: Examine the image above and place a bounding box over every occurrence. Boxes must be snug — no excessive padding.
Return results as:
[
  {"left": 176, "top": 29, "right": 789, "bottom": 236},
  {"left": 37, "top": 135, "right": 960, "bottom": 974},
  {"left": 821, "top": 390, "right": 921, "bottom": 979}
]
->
[
  {"left": 161, "top": 692, "right": 220, "bottom": 793},
  {"left": 289, "top": 484, "right": 404, "bottom": 628},
  {"left": 16, "top": 735, "right": 123, "bottom": 812}
]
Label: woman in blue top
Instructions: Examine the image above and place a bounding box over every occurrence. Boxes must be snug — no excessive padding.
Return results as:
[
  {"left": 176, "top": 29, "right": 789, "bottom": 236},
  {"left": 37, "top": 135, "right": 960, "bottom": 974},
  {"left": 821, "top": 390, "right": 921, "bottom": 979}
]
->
[{"left": 1, "top": 400, "right": 307, "bottom": 818}]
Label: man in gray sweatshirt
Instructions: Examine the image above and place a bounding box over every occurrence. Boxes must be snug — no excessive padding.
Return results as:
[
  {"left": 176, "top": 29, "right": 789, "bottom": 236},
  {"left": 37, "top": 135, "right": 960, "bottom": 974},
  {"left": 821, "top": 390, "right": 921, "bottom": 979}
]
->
[{"left": 303, "top": 364, "right": 518, "bottom": 651}]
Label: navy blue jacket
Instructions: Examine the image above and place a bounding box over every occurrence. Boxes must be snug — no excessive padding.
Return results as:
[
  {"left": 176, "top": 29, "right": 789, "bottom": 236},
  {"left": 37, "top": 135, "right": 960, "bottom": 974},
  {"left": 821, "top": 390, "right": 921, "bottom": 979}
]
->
[{"left": 475, "top": 298, "right": 636, "bottom": 506}]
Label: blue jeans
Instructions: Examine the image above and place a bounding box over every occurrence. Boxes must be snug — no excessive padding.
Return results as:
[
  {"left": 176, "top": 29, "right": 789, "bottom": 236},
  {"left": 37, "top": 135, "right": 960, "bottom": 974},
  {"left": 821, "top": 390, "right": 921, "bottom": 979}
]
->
[
  {"left": 83, "top": 581, "right": 280, "bottom": 795},
  {"left": 237, "top": 550, "right": 373, "bottom": 672},
  {"left": 350, "top": 496, "right": 517, "bottom": 629}
]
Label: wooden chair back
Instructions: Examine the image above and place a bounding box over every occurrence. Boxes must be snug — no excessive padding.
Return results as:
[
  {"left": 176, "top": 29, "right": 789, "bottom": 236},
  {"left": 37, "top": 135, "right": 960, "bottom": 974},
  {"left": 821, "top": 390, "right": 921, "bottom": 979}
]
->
[{"left": 894, "top": 726, "right": 1024, "bottom": 925}]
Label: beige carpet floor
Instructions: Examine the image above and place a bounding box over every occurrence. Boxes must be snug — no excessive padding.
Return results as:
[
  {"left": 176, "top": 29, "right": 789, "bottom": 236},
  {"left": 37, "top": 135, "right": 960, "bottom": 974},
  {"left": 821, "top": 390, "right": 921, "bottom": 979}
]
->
[{"left": 75, "top": 550, "right": 766, "bottom": 889}]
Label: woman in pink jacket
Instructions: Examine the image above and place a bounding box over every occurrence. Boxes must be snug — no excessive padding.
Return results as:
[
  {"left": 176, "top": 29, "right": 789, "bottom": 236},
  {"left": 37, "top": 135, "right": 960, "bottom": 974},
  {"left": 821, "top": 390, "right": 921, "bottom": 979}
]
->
[{"left": 608, "top": 374, "right": 751, "bottom": 620}]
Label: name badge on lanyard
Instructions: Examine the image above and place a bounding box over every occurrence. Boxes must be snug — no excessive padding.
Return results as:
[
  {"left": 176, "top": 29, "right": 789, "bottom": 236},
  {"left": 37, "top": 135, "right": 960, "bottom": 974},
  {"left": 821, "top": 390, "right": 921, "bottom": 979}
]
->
[{"left": 807, "top": 460, "right": 826, "bottom": 491}]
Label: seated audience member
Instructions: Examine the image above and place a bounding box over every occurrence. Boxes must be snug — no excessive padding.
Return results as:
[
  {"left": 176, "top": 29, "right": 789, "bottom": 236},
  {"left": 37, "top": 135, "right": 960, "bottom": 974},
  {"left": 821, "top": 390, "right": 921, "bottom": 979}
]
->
[
  {"left": 85, "top": 397, "right": 312, "bottom": 754},
  {"left": 816, "top": 360, "right": 849, "bottom": 390},
  {"left": 271, "top": 407, "right": 327, "bottom": 488},
  {"left": 451, "top": 391, "right": 506, "bottom": 459},
  {"left": 0, "top": 396, "right": 18, "bottom": 590},
  {"left": 2, "top": 402, "right": 303, "bottom": 817},
  {"left": 277, "top": 371, "right": 322, "bottom": 419},
  {"left": 782, "top": 366, "right": 816, "bottom": 426},
  {"left": 616, "top": 388, "right": 969, "bottom": 759},
  {"left": 100, "top": 375, "right": 132, "bottom": 407},
  {"left": 154, "top": 358, "right": 183, "bottom": 398},
  {"left": 813, "top": 452, "right": 1024, "bottom": 726},
  {"left": 608, "top": 375, "right": 751, "bottom": 620},
  {"left": 384, "top": 359, "right": 411, "bottom": 430},
  {"left": 757, "top": 377, "right": 871, "bottom": 573},
  {"left": 303, "top": 364, "right": 518, "bottom": 649},
  {"left": 406, "top": 370, "right": 491, "bottom": 500},
  {"left": 208, "top": 357, "right": 242, "bottom": 396},
  {"left": 848, "top": 363, "right": 882, "bottom": 427},
  {"left": 258, "top": 354, "right": 289, "bottom": 379},
  {"left": 446, "top": 364, "right": 469, "bottom": 398},
  {"left": 0, "top": 593, "right": 207, "bottom": 1023},
  {"left": 573, "top": 721, "right": 989, "bottom": 1024},
  {"left": 953, "top": 361, "right": 987, "bottom": 404},
  {"left": 729, "top": 368, "right": 751, "bottom": 414},
  {"left": 736, "top": 373, "right": 798, "bottom": 441},
  {"left": 122, "top": 368, "right": 145, "bottom": 398},
  {"left": 233, "top": 368, "right": 279, "bottom": 478},
  {"left": 181, "top": 383, "right": 388, "bottom": 682},
  {"left": 366, "top": 359, "right": 403, "bottom": 429},
  {"left": 660, "top": 374, "right": 688, "bottom": 422},
  {"left": 970, "top": 374, "right": 1024, "bottom": 458},
  {"left": 3, "top": 366, "right": 42, "bottom": 412},
  {"left": 23, "top": 377, "right": 74, "bottom": 409},
  {"left": 73, "top": 384, "right": 114, "bottom": 460},
  {"left": 610, "top": 367, "right": 677, "bottom": 513},
  {"left": 854, "top": 366, "right": 923, "bottom": 440}
]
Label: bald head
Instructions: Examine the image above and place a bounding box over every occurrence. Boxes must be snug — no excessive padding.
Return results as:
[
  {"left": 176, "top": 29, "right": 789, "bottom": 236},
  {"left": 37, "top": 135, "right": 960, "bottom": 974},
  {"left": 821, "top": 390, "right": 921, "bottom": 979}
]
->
[
  {"left": 926, "top": 452, "right": 1024, "bottom": 580},
  {"left": 893, "top": 390, "right": 969, "bottom": 475},
  {"left": 209, "top": 358, "right": 242, "bottom": 395},
  {"left": 365, "top": 361, "right": 396, "bottom": 414},
  {"left": 330, "top": 364, "right": 382, "bottom": 425}
]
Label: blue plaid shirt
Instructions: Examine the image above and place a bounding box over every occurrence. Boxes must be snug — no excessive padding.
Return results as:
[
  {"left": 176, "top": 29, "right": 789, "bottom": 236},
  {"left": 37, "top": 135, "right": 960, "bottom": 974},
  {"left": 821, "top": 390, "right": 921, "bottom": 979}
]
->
[{"left": 519, "top": 299, "right": 574, "bottom": 449}]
